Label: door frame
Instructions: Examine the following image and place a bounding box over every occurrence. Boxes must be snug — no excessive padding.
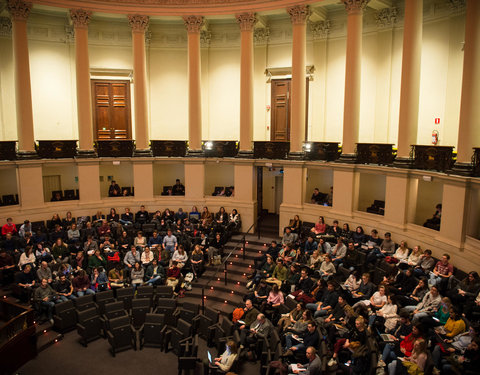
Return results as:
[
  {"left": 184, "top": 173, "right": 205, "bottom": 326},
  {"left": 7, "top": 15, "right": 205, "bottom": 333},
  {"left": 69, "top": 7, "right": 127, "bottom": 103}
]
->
[{"left": 90, "top": 76, "right": 133, "bottom": 141}]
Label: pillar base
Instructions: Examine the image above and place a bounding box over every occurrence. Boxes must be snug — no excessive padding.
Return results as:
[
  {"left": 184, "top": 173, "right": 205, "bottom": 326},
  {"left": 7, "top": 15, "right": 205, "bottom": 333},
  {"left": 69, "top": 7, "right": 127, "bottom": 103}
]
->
[
  {"left": 76, "top": 149, "right": 97, "bottom": 158},
  {"left": 186, "top": 149, "right": 204, "bottom": 157},
  {"left": 133, "top": 148, "right": 152, "bottom": 157},
  {"left": 449, "top": 161, "right": 473, "bottom": 176},
  {"left": 288, "top": 151, "right": 305, "bottom": 160},
  {"left": 16, "top": 150, "right": 38, "bottom": 160},
  {"left": 236, "top": 150, "right": 254, "bottom": 159},
  {"left": 337, "top": 153, "right": 357, "bottom": 164},
  {"left": 393, "top": 157, "right": 413, "bottom": 169}
]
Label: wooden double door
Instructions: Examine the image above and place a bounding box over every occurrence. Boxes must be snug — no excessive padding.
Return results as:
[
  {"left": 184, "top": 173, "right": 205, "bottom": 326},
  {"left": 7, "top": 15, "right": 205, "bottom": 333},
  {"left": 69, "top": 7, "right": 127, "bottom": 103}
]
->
[
  {"left": 92, "top": 80, "right": 132, "bottom": 140},
  {"left": 270, "top": 78, "right": 309, "bottom": 142}
]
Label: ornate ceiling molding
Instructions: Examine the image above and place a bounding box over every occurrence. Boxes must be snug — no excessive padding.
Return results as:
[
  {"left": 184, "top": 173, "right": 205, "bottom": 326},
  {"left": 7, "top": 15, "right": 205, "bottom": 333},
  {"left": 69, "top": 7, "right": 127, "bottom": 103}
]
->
[
  {"left": 342, "top": 0, "right": 370, "bottom": 14},
  {"left": 0, "top": 17, "right": 12, "bottom": 37},
  {"left": 32, "top": 0, "right": 320, "bottom": 16},
  {"left": 235, "top": 12, "right": 257, "bottom": 32},
  {"left": 7, "top": 0, "right": 32, "bottom": 21},
  {"left": 375, "top": 7, "right": 397, "bottom": 28},
  {"left": 70, "top": 9, "right": 92, "bottom": 29}
]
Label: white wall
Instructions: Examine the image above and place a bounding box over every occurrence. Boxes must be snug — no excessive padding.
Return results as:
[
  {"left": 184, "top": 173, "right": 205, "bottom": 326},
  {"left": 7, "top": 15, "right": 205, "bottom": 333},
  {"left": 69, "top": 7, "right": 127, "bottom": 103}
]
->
[
  {"left": 414, "top": 179, "right": 443, "bottom": 225},
  {"left": 99, "top": 162, "right": 133, "bottom": 198},
  {"left": 358, "top": 172, "right": 386, "bottom": 212},
  {"left": 152, "top": 162, "right": 185, "bottom": 195},
  {"left": 204, "top": 162, "right": 234, "bottom": 196}
]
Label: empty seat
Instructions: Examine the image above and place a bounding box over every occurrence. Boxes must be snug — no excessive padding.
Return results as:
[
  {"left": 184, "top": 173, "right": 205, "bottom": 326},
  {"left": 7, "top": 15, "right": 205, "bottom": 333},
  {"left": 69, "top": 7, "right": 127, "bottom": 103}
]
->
[
  {"left": 164, "top": 318, "right": 192, "bottom": 354},
  {"left": 193, "top": 306, "right": 219, "bottom": 339},
  {"left": 207, "top": 317, "right": 234, "bottom": 348},
  {"left": 53, "top": 300, "right": 77, "bottom": 333},
  {"left": 115, "top": 286, "right": 134, "bottom": 310},
  {"left": 155, "top": 298, "right": 177, "bottom": 326},
  {"left": 131, "top": 298, "right": 152, "bottom": 329},
  {"left": 77, "top": 307, "right": 102, "bottom": 346},
  {"left": 174, "top": 302, "right": 199, "bottom": 323},
  {"left": 101, "top": 301, "right": 128, "bottom": 333},
  {"left": 106, "top": 315, "right": 136, "bottom": 356},
  {"left": 95, "top": 290, "right": 115, "bottom": 315},
  {"left": 135, "top": 285, "right": 154, "bottom": 305},
  {"left": 74, "top": 294, "right": 98, "bottom": 312},
  {"left": 140, "top": 313, "right": 166, "bottom": 349},
  {"left": 154, "top": 285, "right": 174, "bottom": 303}
]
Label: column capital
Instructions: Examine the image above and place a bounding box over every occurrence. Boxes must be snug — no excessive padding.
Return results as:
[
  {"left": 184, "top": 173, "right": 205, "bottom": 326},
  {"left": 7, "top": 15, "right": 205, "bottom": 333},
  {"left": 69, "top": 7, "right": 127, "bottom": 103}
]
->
[
  {"left": 310, "top": 20, "right": 331, "bottom": 40},
  {"left": 7, "top": 0, "right": 32, "bottom": 21},
  {"left": 128, "top": 14, "right": 149, "bottom": 33},
  {"left": 342, "top": 0, "right": 370, "bottom": 14},
  {"left": 70, "top": 9, "right": 92, "bottom": 29},
  {"left": 375, "top": 7, "right": 397, "bottom": 28},
  {"left": 287, "top": 5, "right": 311, "bottom": 25},
  {"left": 183, "top": 15, "right": 204, "bottom": 34},
  {"left": 0, "top": 16, "right": 12, "bottom": 37},
  {"left": 235, "top": 12, "right": 257, "bottom": 32}
]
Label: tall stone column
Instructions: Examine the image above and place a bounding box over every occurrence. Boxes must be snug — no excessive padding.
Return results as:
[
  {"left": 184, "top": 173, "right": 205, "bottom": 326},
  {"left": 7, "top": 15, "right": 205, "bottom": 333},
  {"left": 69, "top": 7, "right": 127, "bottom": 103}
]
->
[
  {"left": 453, "top": 0, "right": 480, "bottom": 173},
  {"left": 70, "top": 9, "right": 96, "bottom": 157},
  {"left": 339, "top": 0, "right": 369, "bottom": 162},
  {"left": 236, "top": 13, "right": 257, "bottom": 157},
  {"left": 128, "top": 15, "right": 151, "bottom": 156},
  {"left": 394, "top": 0, "right": 423, "bottom": 166},
  {"left": 7, "top": 0, "right": 36, "bottom": 158},
  {"left": 288, "top": 5, "right": 310, "bottom": 157},
  {"left": 183, "top": 16, "right": 204, "bottom": 156}
]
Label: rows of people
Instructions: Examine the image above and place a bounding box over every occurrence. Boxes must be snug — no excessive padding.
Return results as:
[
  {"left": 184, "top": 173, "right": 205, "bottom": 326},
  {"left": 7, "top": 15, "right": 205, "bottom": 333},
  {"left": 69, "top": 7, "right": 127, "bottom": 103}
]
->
[
  {"left": 228, "top": 215, "right": 479, "bottom": 374},
  {"left": 0, "top": 205, "right": 241, "bottom": 323}
]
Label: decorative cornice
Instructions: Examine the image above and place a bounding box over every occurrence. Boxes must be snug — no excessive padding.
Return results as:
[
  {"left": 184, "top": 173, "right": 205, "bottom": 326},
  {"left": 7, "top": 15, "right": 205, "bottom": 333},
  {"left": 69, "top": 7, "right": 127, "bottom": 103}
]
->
[
  {"left": 310, "top": 20, "right": 330, "bottom": 40},
  {"left": 127, "top": 14, "right": 149, "bottom": 33},
  {"left": 448, "top": 0, "right": 466, "bottom": 10},
  {"left": 144, "top": 29, "right": 152, "bottom": 45},
  {"left": 235, "top": 12, "right": 257, "bottom": 32},
  {"left": 287, "top": 5, "right": 310, "bottom": 25},
  {"left": 7, "top": 0, "right": 32, "bottom": 21},
  {"left": 375, "top": 7, "right": 397, "bottom": 28},
  {"left": 64, "top": 24, "right": 75, "bottom": 42},
  {"left": 70, "top": 9, "right": 92, "bottom": 29},
  {"left": 254, "top": 27, "right": 270, "bottom": 44},
  {"left": 200, "top": 29, "right": 211, "bottom": 46},
  {"left": 342, "top": 0, "right": 370, "bottom": 14},
  {"left": 0, "top": 17, "right": 12, "bottom": 37},
  {"left": 183, "top": 15, "right": 204, "bottom": 34}
]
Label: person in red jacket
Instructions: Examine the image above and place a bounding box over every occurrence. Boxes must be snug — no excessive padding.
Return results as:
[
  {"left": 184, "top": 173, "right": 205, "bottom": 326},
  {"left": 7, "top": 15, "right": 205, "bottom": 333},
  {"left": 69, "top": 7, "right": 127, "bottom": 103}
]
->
[
  {"left": 2, "top": 218, "right": 17, "bottom": 236},
  {"left": 381, "top": 322, "right": 425, "bottom": 366}
]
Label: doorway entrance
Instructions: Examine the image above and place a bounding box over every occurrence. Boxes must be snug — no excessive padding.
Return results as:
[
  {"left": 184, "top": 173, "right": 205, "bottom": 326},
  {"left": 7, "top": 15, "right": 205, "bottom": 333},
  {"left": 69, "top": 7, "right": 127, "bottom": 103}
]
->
[
  {"left": 270, "top": 78, "right": 310, "bottom": 142},
  {"left": 91, "top": 80, "right": 132, "bottom": 140}
]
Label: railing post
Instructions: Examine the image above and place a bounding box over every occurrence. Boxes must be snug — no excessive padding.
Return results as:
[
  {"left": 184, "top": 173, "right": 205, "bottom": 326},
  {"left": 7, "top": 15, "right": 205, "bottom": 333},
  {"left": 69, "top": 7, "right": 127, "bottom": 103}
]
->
[
  {"left": 257, "top": 215, "right": 261, "bottom": 240},
  {"left": 224, "top": 262, "right": 228, "bottom": 285},
  {"left": 242, "top": 236, "right": 246, "bottom": 260},
  {"left": 201, "top": 287, "right": 205, "bottom": 314}
]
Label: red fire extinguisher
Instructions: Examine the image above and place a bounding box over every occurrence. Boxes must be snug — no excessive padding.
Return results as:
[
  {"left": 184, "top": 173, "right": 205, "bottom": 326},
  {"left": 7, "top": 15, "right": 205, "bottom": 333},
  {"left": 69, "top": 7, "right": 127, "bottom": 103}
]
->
[{"left": 432, "top": 130, "right": 439, "bottom": 145}]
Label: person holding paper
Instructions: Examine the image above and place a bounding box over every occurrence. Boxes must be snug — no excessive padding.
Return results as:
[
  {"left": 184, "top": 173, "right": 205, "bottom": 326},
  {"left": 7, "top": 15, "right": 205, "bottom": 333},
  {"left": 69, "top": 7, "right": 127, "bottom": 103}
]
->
[{"left": 288, "top": 346, "right": 322, "bottom": 375}]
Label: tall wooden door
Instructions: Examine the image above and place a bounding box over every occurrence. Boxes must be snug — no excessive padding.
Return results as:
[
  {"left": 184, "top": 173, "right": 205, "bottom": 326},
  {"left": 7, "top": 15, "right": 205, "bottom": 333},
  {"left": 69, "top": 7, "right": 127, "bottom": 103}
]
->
[
  {"left": 271, "top": 79, "right": 290, "bottom": 141},
  {"left": 92, "top": 80, "right": 132, "bottom": 140}
]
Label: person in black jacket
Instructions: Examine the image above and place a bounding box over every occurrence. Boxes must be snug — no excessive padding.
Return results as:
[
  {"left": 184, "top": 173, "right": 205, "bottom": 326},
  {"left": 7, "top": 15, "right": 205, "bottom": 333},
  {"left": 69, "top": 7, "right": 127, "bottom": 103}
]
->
[
  {"left": 350, "top": 273, "right": 376, "bottom": 303},
  {"left": 284, "top": 321, "right": 320, "bottom": 356},
  {"left": 172, "top": 179, "right": 185, "bottom": 195},
  {"left": 306, "top": 281, "right": 339, "bottom": 318},
  {"left": 135, "top": 205, "right": 149, "bottom": 225},
  {"left": 108, "top": 180, "right": 121, "bottom": 197}
]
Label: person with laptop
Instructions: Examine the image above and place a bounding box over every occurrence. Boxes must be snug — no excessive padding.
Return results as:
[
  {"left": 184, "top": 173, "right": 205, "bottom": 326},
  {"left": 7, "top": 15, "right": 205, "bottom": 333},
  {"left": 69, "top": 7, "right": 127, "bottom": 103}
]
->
[{"left": 205, "top": 340, "right": 238, "bottom": 374}]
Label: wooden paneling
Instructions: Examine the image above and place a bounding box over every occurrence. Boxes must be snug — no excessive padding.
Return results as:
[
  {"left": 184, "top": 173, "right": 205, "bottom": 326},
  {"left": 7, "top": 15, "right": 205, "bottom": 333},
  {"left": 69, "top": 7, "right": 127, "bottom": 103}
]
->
[
  {"left": 92, "top": 80, "right": 131, "bottom": 140},
  {"left": 271, "top": 79, "right": 290, "bottom": 141}
]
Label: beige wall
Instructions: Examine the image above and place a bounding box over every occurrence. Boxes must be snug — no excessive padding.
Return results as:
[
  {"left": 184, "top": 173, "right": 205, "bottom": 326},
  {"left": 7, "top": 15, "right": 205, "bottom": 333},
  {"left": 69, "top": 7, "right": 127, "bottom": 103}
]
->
[
  {"left": 414, "top": 179, "right": 443, "bottom": 226},
  {"left": 99, "top": 161, "right": 134, "bottom": 198},
  {"left": 152, "top": 162, "right": 185, "bottom": 195},
  {"left": 204, "top": 162, "right": 234, "bottom": 196},
  {"left": 358, "top": 172, "right": 386, "bottom": 212},
  {"left": 305, "top": 168, "right": 333, "bottom": 203},
  {"left": 0, "top": 167, "right": 18, "bottom": 197}
]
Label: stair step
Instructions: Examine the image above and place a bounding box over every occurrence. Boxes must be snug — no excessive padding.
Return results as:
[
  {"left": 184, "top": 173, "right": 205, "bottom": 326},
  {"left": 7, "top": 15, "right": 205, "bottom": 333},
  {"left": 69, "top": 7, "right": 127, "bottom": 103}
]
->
[{"left": 36, "top": 329, "right": 64, "bottom": 352}]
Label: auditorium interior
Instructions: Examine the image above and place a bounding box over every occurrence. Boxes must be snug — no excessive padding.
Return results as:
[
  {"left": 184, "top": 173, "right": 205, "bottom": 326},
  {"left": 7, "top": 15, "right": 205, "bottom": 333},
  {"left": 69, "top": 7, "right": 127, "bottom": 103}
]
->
[{"left": 0, "top": 0, "right": 479, "bottom": 374}]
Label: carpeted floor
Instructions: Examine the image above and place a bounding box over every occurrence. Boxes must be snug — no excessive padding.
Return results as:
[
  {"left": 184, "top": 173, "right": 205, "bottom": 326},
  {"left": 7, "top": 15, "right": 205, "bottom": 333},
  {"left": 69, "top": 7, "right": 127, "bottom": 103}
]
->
[{"left": 18, "top": 328, "right": 260, "bottom": 375}]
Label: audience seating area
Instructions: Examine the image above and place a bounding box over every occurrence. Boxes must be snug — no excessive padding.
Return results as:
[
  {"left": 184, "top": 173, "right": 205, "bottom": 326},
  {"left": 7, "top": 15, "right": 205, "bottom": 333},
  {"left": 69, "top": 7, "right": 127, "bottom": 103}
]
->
[{"left": 1, "top": 209, "right": 479, "bottom": 375}]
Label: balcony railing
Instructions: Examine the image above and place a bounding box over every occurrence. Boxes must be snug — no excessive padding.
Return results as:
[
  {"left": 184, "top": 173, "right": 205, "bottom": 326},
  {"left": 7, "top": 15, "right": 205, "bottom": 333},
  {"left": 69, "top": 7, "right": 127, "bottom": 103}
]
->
[
  {"left": 253, "top": 141, "right": 289, "bottom": 159},
  {"left": 356, "top": 143, "right": 395, "bottom": 165},
  {"left": 411, "top": 145, "right": 454, "bottom": 172},
  {"left": 203, "top": 141, "right": 238, "bottom": 157},
  {"left": 151, "top": 140, "right": 187, "bottom": 157},
  {"left": 304, "top": 142, "right": 341, "bottom": 161},
  {"left": 95, "top": 140, "right": 134, "bottom": 157},
  {"left": 37, "top": 140, "right": 77, "bottom": 159},
  {"left": 0, "top": 141, "right": 17, "bottom": 160}
]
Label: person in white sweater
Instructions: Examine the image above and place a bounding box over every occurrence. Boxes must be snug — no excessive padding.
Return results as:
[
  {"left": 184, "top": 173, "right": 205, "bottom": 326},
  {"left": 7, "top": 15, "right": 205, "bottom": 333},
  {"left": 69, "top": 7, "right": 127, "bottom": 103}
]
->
[
  {"left": 393, "top": 241, "right": 409, "bottom": 262},
  {"left": 368, "top": 294, "right": 399, "bottom": 331},
  {"left": 317, "top": 254, "right": 336, "bottom": 279},
  {"left": 207, "top": 340, "right": 238, "bottom": 374}
]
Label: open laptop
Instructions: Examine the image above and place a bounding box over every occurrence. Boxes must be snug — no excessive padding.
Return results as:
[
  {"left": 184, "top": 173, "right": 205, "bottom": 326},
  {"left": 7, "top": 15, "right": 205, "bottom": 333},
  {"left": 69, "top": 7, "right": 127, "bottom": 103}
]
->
[{"left": 207, "top": 351, "right": 213, "bottom": 363}]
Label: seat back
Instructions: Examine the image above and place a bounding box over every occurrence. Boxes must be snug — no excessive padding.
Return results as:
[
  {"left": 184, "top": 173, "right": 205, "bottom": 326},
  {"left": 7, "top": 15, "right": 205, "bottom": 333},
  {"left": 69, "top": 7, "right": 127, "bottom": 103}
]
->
[
  {"left": 55, "top": 300, "right": 75, "bottom": 314},
  {"left": 95, "top": 290, "right": 115, "bottom": 302},
  {"left": 205, "top": 307, "right": 219, "bottom": 324},
  {"left": 220, "top": 317, "right": 234, "bottom": 337},
  {"left": 132, "top": 298, "right": 151, "bottom": 309},
  {"left": 145, "top": 313, "right": 165, "bottom": 325},
  {"left": 104, "top": 301, "right": 125, "bottom": 315},
  {"left": 77, "top": 307, "right": 99, "bottom": 323},
  {"left": 155, "top": 285, "right": 173, "bottom": 300},
  {"left": 53, "top": 300, "right": 77, "bottom": 331},
  {"left": 74, "top": 294, "right": 97, "bottom": 312},
  {"left": 177, "top": 318, "right": 193, "bottom": 338},
  {"left": 115, "top": 287, "right": 134, "bottom": 310},
  {"left": 108, "top": 315, "right": 131, "bottom": 330}
]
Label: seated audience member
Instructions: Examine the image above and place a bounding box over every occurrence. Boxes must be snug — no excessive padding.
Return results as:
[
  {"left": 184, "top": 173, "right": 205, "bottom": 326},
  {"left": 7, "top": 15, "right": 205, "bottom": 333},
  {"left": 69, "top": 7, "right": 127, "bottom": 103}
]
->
[
  {"left": 354, "top": 284, "right": 387, "bottom": 313},
  {"left": 189, "top": 206, "right": 200, "bottom": 222},
  {"left": 440, "top": 337, "right": 480, "bottom": 375},
  {"left": 108, "top": 264, "right": 126, "bottom": 288},
  {"left": 308, "top": 250, "right": 322, "bottom": 271},
  {"left": 350, "top": 273, "right": 376, "bottom": 303},
  {"left": 328, "top": 316, "right": 368, "bottom": 368},
  {"left": 316, "top": 294, "right": 349, "bottom": 328},
  {"left": 90, "top": 267, "right": 109, "bottom": 292},
  {"left": 82, "top": 222, "right": 97, "bottom": 241},
  {"left": 423, "top": 203, "right": 442, "bottom": 230},
  {"left": 190, "top": 245, "right": 204, "bottom": 278},
  {"left": 2, "top": 217, "right": 17, "bottom": 236},
  {"left": 429, "top": 253, "right": 454, "bottom": 292},
  {"left": 387, "top": 337, "right": 428, "bottom": 375},
  {"left": 124, "top": 245, "right": 141, "bottom": 271},
  {"left": 108, "top": 180, "right": 121, "bottom": 197},
  {"left": 159, "top": 246, "right": 171, "bottom": 268},
  {"left": 352, "top": 226, "right": 366, "bottom": 247},
  {"left": 434, "top": 306, "right": 466, "bottom": 339},
  {"left": 135, "top": 205, "right": 149, "bottom": 225},
  {"left": 117, "top": 231, "right": 132, "bottom": 254},
  {"left": 63, "top": 212, "right": 75, "bottom": 229},
  {"left": 97, "top": 220, "right": 111, "bottom": 240},
  {"left": 119, "top": 208, "right": 134, "bottom": 225},
  {"left": 15, "top": 264, "right": 36, "bottom": 302},
  {"left": 342, "top": 270, "right": 361, "bottom": 292},
  {"left": 254, "top": 240, "right": 279, "bottom": 269},
  {"left": 145, "top": 259, "right": 164, "bottom": 286},
  {"left": 73, "top": 270, "right": 95, "bottom": 297},
  {"left": 390, "top": 240, "right": 409, "bottom": 263},
  {"left": 246, "top": 280, "right": 269, "bottom": 306},
  {"left": 304, "top": 235, "right": 318, "bottom": 256},
  {"left": 52, "top": 238, "right": 69, "bottom": 263},
  {"left": 201, "top": 207, "right": 213, "bottom": 231},
  {"left": 287, "top": 346, "right": 321, "bottom": 375},
  {"left": 35, "top": 243, "right": 53, "bottom": 264},
  {"left": 287, "top": 215, "right": 302, "bottom": 234},
  {"left": 92, "top": 211, "right": 105, "bottom": 226},
  {"left": 317, "top": 238, "right": 332, "bottom": 255},
  {"left": 18, "top": 246, "right": 36, "bottom": 269},
  {"left": 306, "top": 281, "right": 338, "bottom": 318},
  {"left": 2, "top": 233, "right": 19, "bottom": 255},
  {"left": 277, "top": 302, "right": 305, "bottom": 334},
  {"left": 402, "top": 285, "right": 442, "bottom": 322},
  {"left": 166, "top": 261, "right": 181, "bottom": 292},
  {"left": 263, "top": 284, "right": 284, "bottom": 315},
  {"left": 381, "top": 322, "right": 425, "bottom": 367},
  {"left": 227, "top": 209, "right": 241, "bottom": 231},
  {"left": 282, "top": 227, "right": 298, "bottom": 247},
  {"left": 447, "top": 271, "right": 480, "bottom": 309},
  {"left": 0, "top": 249, "right": 15, "bottom": 286},
  {"left": 402, "top": 245, "right": 422, "bottom": 268},
  {"left": 107, "top": 208, "right": 119, "bottom": 224},
  {"left": 34, "top": 278, "right": 59, "bottom": 323},
  {"left": 133, "top": 231, "right": 147, "bottom": 251},
  {"left": 174, "top": 208, "right": 187, "bottom": 222},
  {"left": 317, "top": 254, "right": 336, "bottom": 279},
  {"left": 18, "top": 220, "right": 32, "bottom": 238},
  {"left": 331, "top": 237, "right": 347, "bottom": 267},
  {"left": 100, "top": 234, "right": 115, "bottom": 252},
  {"left": 413, "top": 249, "right": 435, "bottom": 277},
  {"left": 284, "top": 321, "right": 320, "bottom": 357},
  {"left": 54, "top": 273, "right": 76, "bottom": 301},
  {"left": 365, "top": 229, "right": 382, "bottom": 250},
  {"left": 310, "top": 188, "right": 323, "bottom": 204},
  {"left": 162, "top": 229, "right": 178, "bottom": 254},
  {"left": 172, "top": 179, "right": 185, "bottom": 195},
  {"left": 130, "top": 261, "right": 144, "bottom": 291},
  {"left": 214, "top": 207, "right": 228, "bottom": 230},
  {"left": 205, "top": 340, "right": 238, "bottom": 374},
  {"left": 140, "top": 246, "right": 154, "bottom": 267},
  {"left": 171, "top": 245, "right": 188, "bottom": 268},
  {"left": 72, "top": 250, "right": 88, "bottom": 271},
  {"left": 239, "top": 313, "right": 273, "bottom": 351},
  {"left": 310, "top": 216, "right": 327, "bottom": 235},
  {"left": 37, "top": 261, "right": 53, "bottom": 284},
  {"left": 207, "top": 232, "right": 224, "bottom": 266},
  {"left": 329, "top": 220, "right": 341, "bottom": 238},
  {"left": 390, "top": 268, "right": 418, "bottom": 297},
  {"left": 269, "top": 259, "right": 288, "bottom": 286},
  {"left": 238, "top": 299, "right": 260, "bottom": 331},
  {"left": 292, "top": 268, "right": 314, "bottom": 296},
  {"left": 83, "top": 235, "right": 98, "bottom": 256},
  {"left": 162, "top": 208, "right": 174, "bottom": 226},
  {"left": 88, "top": 249, "right": 107, "bottom": 271}
]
